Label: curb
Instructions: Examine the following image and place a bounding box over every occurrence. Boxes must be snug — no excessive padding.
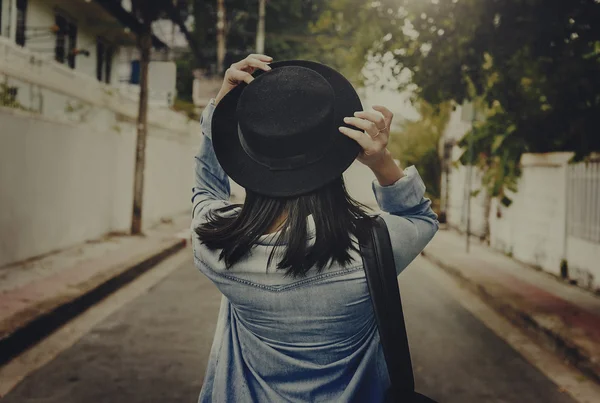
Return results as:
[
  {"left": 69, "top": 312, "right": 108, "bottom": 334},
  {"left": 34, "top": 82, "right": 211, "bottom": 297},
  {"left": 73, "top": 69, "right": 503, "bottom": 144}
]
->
[
  {"left": 0, "top": 237, "right": 187, "bottom": 366},
  {"left": 422, "top": 250, "right": 600, "bottom": 384}
]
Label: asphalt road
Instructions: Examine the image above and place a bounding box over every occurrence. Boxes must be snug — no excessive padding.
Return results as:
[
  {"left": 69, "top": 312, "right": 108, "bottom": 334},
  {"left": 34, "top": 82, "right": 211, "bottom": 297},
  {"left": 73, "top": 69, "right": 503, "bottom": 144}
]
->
[{"left": 2, "top": 255, "right": 577, "bottom": 403}]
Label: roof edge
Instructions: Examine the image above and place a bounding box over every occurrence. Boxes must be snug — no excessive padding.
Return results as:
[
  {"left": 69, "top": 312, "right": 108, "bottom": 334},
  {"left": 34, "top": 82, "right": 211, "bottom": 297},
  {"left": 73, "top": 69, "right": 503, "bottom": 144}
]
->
[{"left": 92, "top": 0, "right": 168, "bottom": 49}]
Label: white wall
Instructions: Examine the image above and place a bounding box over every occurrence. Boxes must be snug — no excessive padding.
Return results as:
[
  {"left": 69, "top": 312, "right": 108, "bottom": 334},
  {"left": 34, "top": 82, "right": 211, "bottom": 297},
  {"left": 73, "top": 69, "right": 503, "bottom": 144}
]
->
[
  {"left": 76, "top": 29, "right": 101, "bottom": 79},
  {"left": 1, "top": 0, "right": 11, "bottom": 38},
  {"left": 0, "top": 107, "right": 199, "bottom": 268},
  {"left": 24, "top": 0, "right": 55, "bottom": 43},
  {"left": 490, "top": 153, "right": 600, "bottom": 290},
  {"left": 566, "top": 237, "right": 600, "bottom": 289},
  {"left": 489, "top": 153, "right": 571, "bottom": 276},
  {"left": 0, "top": 1, "right": 202, "bottom": 268}
]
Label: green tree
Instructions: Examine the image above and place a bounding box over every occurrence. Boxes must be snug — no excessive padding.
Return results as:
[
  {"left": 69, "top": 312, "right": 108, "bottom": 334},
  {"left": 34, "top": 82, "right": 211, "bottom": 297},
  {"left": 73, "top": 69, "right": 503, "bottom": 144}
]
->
[
  {"left": 183, "top": 0, "right": 329, "bottom": 71},
  {"left": 175, "top": 0, "right": 332, "bottom": 105},
  {"left": 388, "top": 101, "right": 451, "bottom": 208},
  {"left": 306, "top": 0, "right": 391, "bottom": 82},
  {"left": 312, "top": 0, "right": 600, "bottom": 208}
]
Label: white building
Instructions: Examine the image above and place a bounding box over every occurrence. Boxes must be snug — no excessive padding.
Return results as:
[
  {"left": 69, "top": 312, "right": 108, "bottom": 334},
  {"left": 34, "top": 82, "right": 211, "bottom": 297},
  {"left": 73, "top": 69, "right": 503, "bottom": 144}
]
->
[
  {"left": 0, "top": 0, "right": 178, "bottom": 106},
  {"left": 1, "top": 1, "right": 162, "bottom": 81},
  {"left": 0, "top": 0, "right": 201, "bottom": 267}
]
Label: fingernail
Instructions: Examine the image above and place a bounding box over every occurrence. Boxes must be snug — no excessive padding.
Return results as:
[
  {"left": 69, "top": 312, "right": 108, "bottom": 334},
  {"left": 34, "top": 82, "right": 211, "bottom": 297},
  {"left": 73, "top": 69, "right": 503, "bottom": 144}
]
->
[
  {"left": 343, "top": 117, "right": 350, "bottom": 122},
  {"left": 353, "top": 111, "right": 360, "bottom": 116},
  {"left": 338, "top": 126, "right": 345, "bottom": 131}
]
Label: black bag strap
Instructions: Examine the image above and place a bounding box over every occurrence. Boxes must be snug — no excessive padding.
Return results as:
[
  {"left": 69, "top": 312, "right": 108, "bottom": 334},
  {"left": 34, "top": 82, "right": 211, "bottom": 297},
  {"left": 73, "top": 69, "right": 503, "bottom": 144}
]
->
[{"left": 360, "top": 215, "right": 415, "bottom": 397}]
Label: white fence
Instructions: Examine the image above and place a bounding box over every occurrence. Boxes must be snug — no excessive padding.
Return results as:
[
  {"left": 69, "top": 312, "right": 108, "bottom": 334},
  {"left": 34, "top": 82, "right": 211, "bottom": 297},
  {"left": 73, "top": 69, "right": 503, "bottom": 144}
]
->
[
  {"left": 567, "top": 161, "right": 600, "bottom": 244},
  {"left": 445, "top": 146, "right": 600, "bottom": 291},
  {"left": 489, "top": 153, "right": 571, "bottom": 277},
  {"left": 565, "top": 160, "right": 600, "bottom": 289},
  {"left": 0, "top": 37, "right": 201, "bottom": 268}
]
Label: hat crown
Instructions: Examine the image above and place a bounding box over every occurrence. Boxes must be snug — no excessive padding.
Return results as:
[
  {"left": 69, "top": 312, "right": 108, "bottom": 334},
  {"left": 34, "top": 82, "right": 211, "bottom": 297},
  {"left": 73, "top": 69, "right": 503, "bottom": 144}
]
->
[
  {"left": 236, "top": 66, "right": 336, "bottom": 164},
  {"left": 212, "top": 59, "right": 362, "bottom": 197}
]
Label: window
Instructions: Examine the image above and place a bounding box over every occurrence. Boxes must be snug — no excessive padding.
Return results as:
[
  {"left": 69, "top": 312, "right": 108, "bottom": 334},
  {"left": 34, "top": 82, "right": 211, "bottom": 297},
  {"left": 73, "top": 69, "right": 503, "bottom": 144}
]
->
[
  {"left": 96, "top": 40, "right": 104, "bottom": 81},
  {"left": 54, "top": 14, "right": 66, "bottom": 63},
  {"left": 104, "top": 46, "right": 113, "bottom": 83},
  {"left": 16, "top": 0, "right": 27, "bottom": 46},
  {"left": 67, "top": 22, "right": 77, "bottom": 68},
  {"left": 54, "top": 11, "right": 77, "bottom": 69},
  {"left": 96, "top": 39, "right": 113, "bottom": 84}
]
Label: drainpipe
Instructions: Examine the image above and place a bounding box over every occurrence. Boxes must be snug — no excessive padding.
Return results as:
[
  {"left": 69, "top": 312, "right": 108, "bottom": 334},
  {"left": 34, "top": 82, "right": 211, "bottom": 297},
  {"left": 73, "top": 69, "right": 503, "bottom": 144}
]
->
[{"left": 465, "top": 109, "right": 475, "bottom": 253}]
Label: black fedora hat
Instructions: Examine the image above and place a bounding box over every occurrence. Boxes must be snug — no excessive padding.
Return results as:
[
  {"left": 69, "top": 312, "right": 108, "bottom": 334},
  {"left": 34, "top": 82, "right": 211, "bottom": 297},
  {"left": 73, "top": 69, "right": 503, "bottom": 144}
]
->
[{"left": 211, "top": 60, "right": 362, "bottom": 197}]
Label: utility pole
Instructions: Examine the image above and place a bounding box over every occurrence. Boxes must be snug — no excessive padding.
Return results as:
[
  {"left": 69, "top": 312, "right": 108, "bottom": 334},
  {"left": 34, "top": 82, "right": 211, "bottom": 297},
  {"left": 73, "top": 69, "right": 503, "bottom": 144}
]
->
[
  {"left": 439, "top": 140, "right": 453, "bottom": 224},
  {"left": 216, "top": 0, "right": 226, "bottom": 73},
  {"left": 465, "top": 115, "right": 474, "bottom": 253},
  {"left": 256, "top": 0, "right": 266, "bottom": 53},
  {"left": 170, "top": 19, "right": 176, "bottom": 60},
  {"left": 464, "top": 101, "right": 484, "bottom": 253},
  {"left": 130, "top": 0, "right": 162, "bottom": 235},
  {"left": 131, "top": 22, "right": 151, "bottom": 235}
]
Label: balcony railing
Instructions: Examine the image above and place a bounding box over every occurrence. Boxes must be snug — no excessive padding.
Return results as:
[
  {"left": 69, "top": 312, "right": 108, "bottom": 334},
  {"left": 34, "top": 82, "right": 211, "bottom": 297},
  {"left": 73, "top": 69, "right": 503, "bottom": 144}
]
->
[{"left": 0, "top": 36, "right": 193, "bottom": 134}]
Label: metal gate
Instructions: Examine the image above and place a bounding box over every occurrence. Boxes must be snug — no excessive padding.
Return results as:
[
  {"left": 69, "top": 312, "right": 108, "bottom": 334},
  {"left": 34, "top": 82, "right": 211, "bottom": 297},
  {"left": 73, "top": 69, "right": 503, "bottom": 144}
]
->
[{"left": 567, "top": 160, "right": 600, "bottom": 243}]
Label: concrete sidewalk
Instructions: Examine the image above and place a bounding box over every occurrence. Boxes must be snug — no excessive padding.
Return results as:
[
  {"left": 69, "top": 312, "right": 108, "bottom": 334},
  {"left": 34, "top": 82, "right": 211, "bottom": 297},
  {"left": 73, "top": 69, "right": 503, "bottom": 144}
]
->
[
  {"left": 0, "top": 214, "right": 191, "bottom": 365},
  {"left": 423, "top": 229, "right": 600, "bottom": 382}
]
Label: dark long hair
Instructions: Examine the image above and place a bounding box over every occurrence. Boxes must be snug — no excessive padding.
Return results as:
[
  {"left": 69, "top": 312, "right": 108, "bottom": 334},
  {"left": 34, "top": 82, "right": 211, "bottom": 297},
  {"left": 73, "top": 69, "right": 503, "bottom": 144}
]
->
[{"left": 194, "top": 177, "right": 374, "bottom": 277}]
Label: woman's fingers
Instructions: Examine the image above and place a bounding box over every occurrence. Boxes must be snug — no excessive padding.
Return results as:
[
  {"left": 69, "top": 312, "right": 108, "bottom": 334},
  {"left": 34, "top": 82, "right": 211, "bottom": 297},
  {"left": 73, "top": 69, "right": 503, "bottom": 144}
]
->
[
  {"left": 372, "top": 105, "right": 394, "bottom": 126},
  {"left": 248, "top": 54, "right": 273, "bottom": 62},
  {"left": 341, "top": 105, "right": 394, "bottom": 159},
  {"left": 247, "top": 58, "right": 272, "bottom": 72},
  {"left": 216, "top": 54, "right": 273, "bottom": 104},
  {"left": 227, "top": 54, "right": 273, "bottom": 85},
  {"left": 354, "top": 111, "right": 386, "bottom": 130},
  {"left": 227, "top": 68, "right": 254, "bottom": 84},
  {"left": 339, "top": 126, "right": 377, "bottom": 153},
  {"left": 343, "top": 117, "right": 379, "bottom": 136},
  {"left": 234, "top": 57, "right": 271, "bottom": 73},
  {"left": 338, "top": 126, "right": 370, "bottom": 146},
  {"left": 234, "top": 55, "right": 272, "bottom": 73}
]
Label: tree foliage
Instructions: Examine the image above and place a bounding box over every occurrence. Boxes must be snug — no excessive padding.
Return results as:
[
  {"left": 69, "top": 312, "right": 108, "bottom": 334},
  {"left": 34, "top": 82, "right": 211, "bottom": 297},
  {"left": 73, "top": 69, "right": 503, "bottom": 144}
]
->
[
  {"left": 187, "top": 0, "right": 328, "bottom": 70},
  {"left": 318, "top": 0, "right": 600, "bottom": 155},
  {"left": 176, "top": 0, "right": 330, "bottom": 101},
  {"left": 390, "top": 0, "right": 600, "bottom": 158},
  {"left": 310, "top": 0, "right": 600, "bottom": 203},
  {"left": 302, "top": 0, "right": 389, "bottom": 81},
  {"left": 388, "top": 101, "right": 451, "bottom": 204}
]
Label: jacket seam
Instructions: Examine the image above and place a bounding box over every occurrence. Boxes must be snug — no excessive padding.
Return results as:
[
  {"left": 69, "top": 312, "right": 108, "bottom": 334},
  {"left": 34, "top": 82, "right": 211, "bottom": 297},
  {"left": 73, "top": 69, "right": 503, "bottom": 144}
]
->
[{"left": 194, "top": 255, "right": 364, "bottom": 292}]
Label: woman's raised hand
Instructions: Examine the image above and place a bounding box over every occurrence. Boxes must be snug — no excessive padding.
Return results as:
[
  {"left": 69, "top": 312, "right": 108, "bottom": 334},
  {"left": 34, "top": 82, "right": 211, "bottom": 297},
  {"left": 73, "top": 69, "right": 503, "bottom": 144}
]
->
[
  {"left": 339, "top": 105, "right": 394, "bottom": 168},
  {"left": 339, "top": 105, "right": 403, "bottom": 186},
  {"left": 215, "top": 54, "right": 272, "bottom": 105}
]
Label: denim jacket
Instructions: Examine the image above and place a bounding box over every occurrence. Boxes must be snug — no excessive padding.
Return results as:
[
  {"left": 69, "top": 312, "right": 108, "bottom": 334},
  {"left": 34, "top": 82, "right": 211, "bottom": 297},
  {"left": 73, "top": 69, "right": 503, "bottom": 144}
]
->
[{"left": 191, "top": 100, "right": 439, "bottom": 402}]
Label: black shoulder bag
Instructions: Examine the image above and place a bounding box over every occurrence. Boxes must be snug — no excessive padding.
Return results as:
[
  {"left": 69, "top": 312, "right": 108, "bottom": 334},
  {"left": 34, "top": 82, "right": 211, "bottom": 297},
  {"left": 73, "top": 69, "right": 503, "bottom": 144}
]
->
[{"left": 360, "top": 216, "right": 438, "bottom": 403}]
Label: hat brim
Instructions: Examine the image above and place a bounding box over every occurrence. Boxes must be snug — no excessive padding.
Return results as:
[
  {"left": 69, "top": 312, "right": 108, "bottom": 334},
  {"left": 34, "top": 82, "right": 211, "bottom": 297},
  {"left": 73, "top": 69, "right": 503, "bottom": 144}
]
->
[{"left": 211, "top": 60, "right": 362, "bottom": 197}]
